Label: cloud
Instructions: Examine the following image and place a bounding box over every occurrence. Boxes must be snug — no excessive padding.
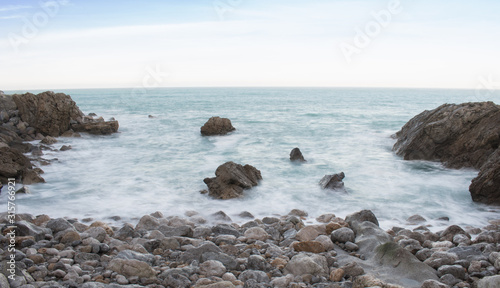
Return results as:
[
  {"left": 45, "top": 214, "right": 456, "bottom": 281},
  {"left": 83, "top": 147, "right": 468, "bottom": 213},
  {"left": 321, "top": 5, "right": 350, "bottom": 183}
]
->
[
  {"left": 0, "top": 5, "right": 32, "bottom": 12},
  {"left": 0, "top": 15, "right": 23, "bottom": 19}
]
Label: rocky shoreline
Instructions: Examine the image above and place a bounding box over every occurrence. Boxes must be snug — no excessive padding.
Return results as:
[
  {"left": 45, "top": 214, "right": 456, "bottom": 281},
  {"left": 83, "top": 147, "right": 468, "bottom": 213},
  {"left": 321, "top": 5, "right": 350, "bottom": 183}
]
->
[
  {"left": 0, "top": 91, "right": 119, "bottom": 185},
  {"left": 1, "top": 209, "right": 500, "bottom": 288}
]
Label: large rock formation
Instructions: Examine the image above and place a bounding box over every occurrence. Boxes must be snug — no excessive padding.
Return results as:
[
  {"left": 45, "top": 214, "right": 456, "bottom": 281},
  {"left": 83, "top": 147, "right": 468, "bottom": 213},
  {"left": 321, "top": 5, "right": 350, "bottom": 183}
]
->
[
  {"left": 1, "top": 91, "right": 119, "bottom": 184},
  {"left": 200, "top": 116, "right": 235, "bottom": 136},
  {"left": 12, "top": 91, "right": 119, "bottom": 136},
  {"left": 203, "top": 161, "right": 262, "bottom": 199},
  {"left": 13, "top": 91, "right": 84, "bottom": 137},
  {"left": 393, "top": 102, "right": 500, "bottom": 204}
]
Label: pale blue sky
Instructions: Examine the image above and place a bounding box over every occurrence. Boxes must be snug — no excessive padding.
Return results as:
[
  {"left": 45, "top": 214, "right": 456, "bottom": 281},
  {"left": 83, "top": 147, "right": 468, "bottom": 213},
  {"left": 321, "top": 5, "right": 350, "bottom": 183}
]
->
[{"left": 1, "top": 0, "right": 499, "bottom": 90}]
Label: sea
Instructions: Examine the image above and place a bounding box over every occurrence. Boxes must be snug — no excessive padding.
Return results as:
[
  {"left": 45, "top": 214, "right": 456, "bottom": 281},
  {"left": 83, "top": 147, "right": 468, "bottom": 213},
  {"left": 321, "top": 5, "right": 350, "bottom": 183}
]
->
[{"left": 2, "top": 87, "right": 499, "bottom": 231}]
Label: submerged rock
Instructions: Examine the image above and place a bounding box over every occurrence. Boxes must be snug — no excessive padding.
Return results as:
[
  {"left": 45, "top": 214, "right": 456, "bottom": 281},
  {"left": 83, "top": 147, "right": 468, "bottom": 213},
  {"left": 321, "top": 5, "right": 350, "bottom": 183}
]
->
[
  {"left": 290, "top": 147, "right": 306, "bottom": 162},
  {"left": 200, "top": 116, "right": 235, "bottom": 136},
  {"left": 393, "top": 102, "right": 500, "bottom": 204},
  {"left": 203, "top": 161, "right": 262, "bottom": 199},
  {"left": 319, "top": 172, "right": 345, "bottom": 190}
]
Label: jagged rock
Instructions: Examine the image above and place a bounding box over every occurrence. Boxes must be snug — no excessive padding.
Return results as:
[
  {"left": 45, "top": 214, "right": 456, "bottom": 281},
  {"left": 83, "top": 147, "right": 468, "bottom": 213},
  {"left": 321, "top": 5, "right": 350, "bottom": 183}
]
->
[
  {"left": 12, "top": 91, "right": 84, "bottom": 137},
  {"left": 0, "top": 146, "right": 45, "bottom": 184},
  {"left": 12, "top": 91, "right": 118, "bottom": 136},
  {"left": 346, "top": 209, "right": 380, "bottom": 227},
  {"left": 319, "top": 172, "right": 345, "bottom": 190},
  {"left": 470, "top": 149, "right": 500, "bottom": 204},
  {"left": 40, "top": 136, "right": 57, "bottom": 145},
  {"left": 290, "top": 147, "right": 306, "bottom": 162},
  {"left": 200, "top": 116, "right": 235, "bottom": 136},
  {"left": 203, "top": 161, "right": 262, "bottom": 199},
  {"left": 71, "top": 120, "right": 119, "bottom": 135},
  {"left": 393, "top": 102, "right": 500, "bottom": 204}
]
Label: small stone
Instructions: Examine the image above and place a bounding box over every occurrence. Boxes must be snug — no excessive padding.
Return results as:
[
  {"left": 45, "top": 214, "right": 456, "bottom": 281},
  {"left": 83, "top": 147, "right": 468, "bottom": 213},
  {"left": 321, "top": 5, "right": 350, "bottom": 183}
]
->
[
  {"left": 60, "top": 145, "right": 72, "bottom": 151},
  {"left": 244, "top": 227, "right": 269, "bottom": 241},
  {"left": 314, "top": 235, "right": 334, "bottom": 251},
  {"left": 41, "top": 136, "right": 58, "bottom": 144},
  {"left": 239, "top": 211, "right": 254, "bottom": 219},
  {"left": 296, "top": 225, "right": 324, "bottom": 241},
  {"left": 331, "top": 227, "right": 355, "bottom": 243},
  {"left": 421, "top": 279, "right": 449, "bottom": 288},
  {"left": 116, "top": 274, "right": 129, "bottom": 285},
  {"left": 330, "top": 268, "right": 344, "bottom": 282},
  {"left": 200, "top": 260, "right": 227, "bottom": 277},
  {"left": 341, "top": 262, "right": 364, "bottom": 277},
  {"left": 316, "top": 213, "right": 336, "bottom": 223},
  {"left": 344, "top": 241, "right": 359, "bottom": 251},
  {"left": 284, "top": 253, "right": 329, "bottom": 277},
  {"left": 288, "top": 209, "right": 308, "bottom": 217},
  {"left": 407, "top": 214, "right": 427, "bottom": 224},
  {"left": 438, "top": 265, "right": 466, "bottom": 280},
  {"left": 292, "top": 241, "right": 325, "bottom": 253},
  {"left": 53, "top": 269, "right": 67, "bottom": 278}
]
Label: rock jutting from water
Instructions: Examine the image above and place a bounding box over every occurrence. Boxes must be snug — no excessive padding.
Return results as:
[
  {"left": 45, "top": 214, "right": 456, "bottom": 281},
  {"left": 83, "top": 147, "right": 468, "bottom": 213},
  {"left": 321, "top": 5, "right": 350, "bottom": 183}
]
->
[
  {"left": 200, "top": 116, "right": 235, "bottom": 136},
  {"left": 203, "top": 161, "right": 262, "bottom": 200},
  {"left": 393, "top": 102, "right": 500, "bottom": 204},
  {"left": 0, "top": 91, "right": 119, "bottom": 185},
  {"left": 290, "top": 148, "right": 306, "bottom": 162},
  {"left": 1, "top": 209, "right": 499, "bottom": 288},
  {"left": 319, "top": 172, "right": 345, "bottom": 191}
]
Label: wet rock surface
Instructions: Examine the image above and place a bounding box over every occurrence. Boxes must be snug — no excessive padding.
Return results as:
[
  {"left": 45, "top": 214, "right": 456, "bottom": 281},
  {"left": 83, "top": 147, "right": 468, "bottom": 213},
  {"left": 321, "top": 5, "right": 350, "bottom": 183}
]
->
[
  {"left": 200, "top": 117, "right": 235, "bottom": 136},
  {"left": 393, "top": 102, "right": 500, "bottom": 204},
  {"left": 1, "top": 209, "right": 499, "bottom": 288},
  {"left": 0, "top": 91, "right": 118, "bottom": 185},
  {"left": 203, "top": 162, "right": 262, "bottom": 199}
]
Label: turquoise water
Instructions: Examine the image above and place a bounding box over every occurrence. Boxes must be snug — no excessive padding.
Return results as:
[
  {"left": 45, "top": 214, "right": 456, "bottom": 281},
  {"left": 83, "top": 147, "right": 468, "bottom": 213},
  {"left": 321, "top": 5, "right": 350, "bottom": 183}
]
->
[{"left": 3, "top": 87, "right": 499, "bottom": 230}]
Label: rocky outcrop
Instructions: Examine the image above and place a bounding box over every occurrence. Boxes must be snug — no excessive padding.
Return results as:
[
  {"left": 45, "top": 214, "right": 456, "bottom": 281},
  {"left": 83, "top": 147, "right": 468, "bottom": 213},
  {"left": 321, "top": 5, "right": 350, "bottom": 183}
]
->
[
  {"left": 203, "top": 161, "right": 262, "bottom": 199},
  {"left": 200, "top": 116, "right": 235, "bottom": 136},
  {"left": 0, "top": 146, "right": 44, "bottom": 184},
  {"left": 469, "top": 149, "right": 500, "bottom": 204},
  {"left": 71, "top": 118, "right": 119, "bottom": 135},
  {"left": 393, "top": 102, "right": 500, "bottom": 204},
  {"left": 13, "top": 91, "right": 84, "bottom": 137},
  {"left": 290, "top": 148, "right": 306, "bottom": 162},
  {"left": 1, "top": 91, "right": 118, "bottom": 184},
  {"left": 319, "top": 172, "right": 345, "bottom": 190},
  {"left": 12, "top": 91, "right": 119, "bottom": 136},
  {"left": 0, "top": 127, "right": 44, "bottom": 184}
]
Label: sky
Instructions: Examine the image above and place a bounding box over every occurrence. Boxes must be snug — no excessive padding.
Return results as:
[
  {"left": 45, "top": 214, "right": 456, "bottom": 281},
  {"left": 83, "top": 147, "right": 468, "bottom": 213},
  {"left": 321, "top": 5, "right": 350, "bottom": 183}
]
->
[{"left": 0, "top": 0, "right": 499, "bottom": 90}]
